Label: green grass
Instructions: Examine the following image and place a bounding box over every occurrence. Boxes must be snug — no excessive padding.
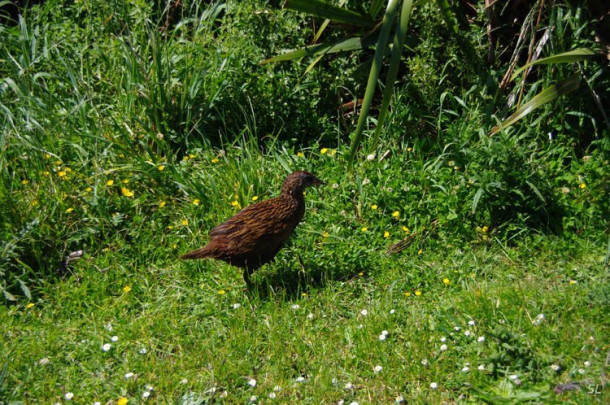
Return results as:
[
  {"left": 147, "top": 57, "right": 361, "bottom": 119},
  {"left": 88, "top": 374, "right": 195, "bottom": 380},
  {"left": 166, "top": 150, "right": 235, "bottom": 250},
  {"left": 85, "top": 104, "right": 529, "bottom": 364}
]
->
[
  {"left": 1, "top": 145, "right": 608, "bottom": 403},
  {"left": 1, "top": 0, "right": 609, "bottom": 403},
  {"left": 1, "top": 233, "right": 608, "bottom": 403}
]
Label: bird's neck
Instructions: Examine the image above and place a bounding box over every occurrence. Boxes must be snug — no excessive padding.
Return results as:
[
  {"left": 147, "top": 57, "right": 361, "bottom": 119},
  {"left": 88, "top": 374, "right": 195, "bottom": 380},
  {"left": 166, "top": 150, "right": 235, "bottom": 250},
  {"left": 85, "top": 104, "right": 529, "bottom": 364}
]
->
[{"left": 281, "top": 190, "right": 305, "bottom": 204}]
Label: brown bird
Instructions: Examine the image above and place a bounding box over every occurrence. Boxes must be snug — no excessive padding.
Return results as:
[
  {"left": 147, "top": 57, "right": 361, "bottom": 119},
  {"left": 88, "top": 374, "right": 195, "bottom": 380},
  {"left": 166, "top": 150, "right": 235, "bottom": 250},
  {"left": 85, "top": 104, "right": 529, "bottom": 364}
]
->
[{"left": 181, "top": 171, "right": 324, "bottom": 287}]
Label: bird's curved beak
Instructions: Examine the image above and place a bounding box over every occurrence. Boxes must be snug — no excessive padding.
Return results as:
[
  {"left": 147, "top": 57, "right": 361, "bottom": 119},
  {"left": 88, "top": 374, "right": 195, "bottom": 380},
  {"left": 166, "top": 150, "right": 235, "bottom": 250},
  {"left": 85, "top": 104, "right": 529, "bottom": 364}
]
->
[{"left": 313, "top": 177, "right": 325, "bottom": 186}]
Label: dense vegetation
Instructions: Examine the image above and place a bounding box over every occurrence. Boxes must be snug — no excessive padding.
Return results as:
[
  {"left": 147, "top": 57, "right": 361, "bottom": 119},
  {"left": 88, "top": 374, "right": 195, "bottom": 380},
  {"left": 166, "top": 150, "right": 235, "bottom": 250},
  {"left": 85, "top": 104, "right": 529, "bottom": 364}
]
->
[{"left": 1, "top": 0, "right": 608, "bottom": 403}]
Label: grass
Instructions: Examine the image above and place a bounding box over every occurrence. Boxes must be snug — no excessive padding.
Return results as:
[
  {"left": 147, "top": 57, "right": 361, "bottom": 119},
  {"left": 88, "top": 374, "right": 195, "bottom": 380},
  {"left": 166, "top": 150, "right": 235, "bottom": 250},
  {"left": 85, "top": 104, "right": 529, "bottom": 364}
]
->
[
  {"left": 1, "top": 144, "right": 608, "bottom": 403},
  {"left": 1, "top": 0, "right": 609, "bottom": 403}
]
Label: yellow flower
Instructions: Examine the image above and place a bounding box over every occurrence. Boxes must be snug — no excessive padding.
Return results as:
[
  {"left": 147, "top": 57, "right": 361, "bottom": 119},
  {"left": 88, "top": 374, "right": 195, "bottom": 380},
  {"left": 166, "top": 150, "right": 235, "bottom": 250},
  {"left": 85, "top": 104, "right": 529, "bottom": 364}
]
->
[
  {"left": 31, "top": 200, "right": 38, "bottom": 207},
  {"left": 117, "top": 397, "right": 128, "bottom": 405},
  {"left": 42, "top": 171, "right": 50, "bottom": 176},
  {"left": 21, "top": 179, "right": 29, "bottom": 185},
  {"left": 322, "top": 232, "right": 329, "bottom": 238},
  {"left": 392, "top": 211, "right": 399, "bottom": 218},
  {"left": 417, "top": 249, "right": 423, "bottom": 255},
  {"left": 158, "top": 201, "right": 166, "bottom": 208},
  {"left": 406, "top": 147, "right": 413, "bottom": 152},
  {"left": 157, "top": 165, "right": 165, "bottom": 171},
  {"left": 401, "top": 226, "right": 409, "bottom": 233},
  {"left": 404, "top": 292, "right": 411, "bottom": 297},
  {"left": 320, "top": 148, "right": 328, "bottom": 154},
  {"left": 329, "top": 149, "right": 337, "bottom": 156},
  {"left": 189, "top": 154, "right": 196, "bottom": 159},
  {"left": 122, "top": 286, "right": 131, "bottom": 293},
  {"left": 26, "top": 303, "right": 35, "bottom": 309},
  {"left": 358, "top": 272, "right": 364, "bottom": 276},
  {"left": 181, "top": 219, "right": 188, "bottom": 226},
  {"left": 183, "top": 155, "right": 189, "bottom": 161},
  {"left": 251, "top": 196, "right": 259, "bottom": 201},
  {"left": 383, "top": 231, "right": 390, "bottom": 238},
  {"left": 371, "top": 204, "right": 378, "bottom": 210},
  {"left": 481, "top": 226, "right": 489, "bottom": 234},
  {"left": 569, "top": 280, "right": 577, "bottom": 285},
  {"left": 122, "top": 179, "right": 129, "bottom": 184},
  {"left": 414, "top": 289, "right": 422, "bottom": 296},
  {"left": 361, "top": 227, "right": 368, "bottom": 232},
  {"left": 211, "top": 158, "right": 219, "bottom": 164},
  {"left": 121, "top": 187, "right": 134, "bottom": 197},
  {"left": 296, "top": 152, "right": 304, "bottom": 157},
  {"left": 172, "top": 243, "right": 177, "bottom": 249},
  {"left": 230, "top": 200, "right": 240, "bottom": 208},
  {"left": 65, "top": 167, "right": 72, "bottom": 173},
  {"left": 443, "top": 278, "right": 450, "bottom": 285},
  {"left": 55, "top": 160, "right": 62, "bottom": 165},
  {"left": 44, "top": 154, "right": 51, "bottom": 159},
  {"left": 193, "top": 199, "right": 200, "bottom": 206},
  {"left": 218, "top": 290, "right": 226, "bottom": 295},
  {"left": 106, "top": 179, "right": 114, "bottom": 186},
  {"left": 58, "top": 171, "right": 67, "bottom": 177},
  {"left": 167, "top": 225, "right": 173, "bottom": 230},
  {"left": 85, "top": 187, "right": 92, "bottom": 192},
  {"left": 579, "top": 183, "right": 586, "bottom": 189},
  {"left": 65, "top": 208, "right": 74, "bottom": 213}
]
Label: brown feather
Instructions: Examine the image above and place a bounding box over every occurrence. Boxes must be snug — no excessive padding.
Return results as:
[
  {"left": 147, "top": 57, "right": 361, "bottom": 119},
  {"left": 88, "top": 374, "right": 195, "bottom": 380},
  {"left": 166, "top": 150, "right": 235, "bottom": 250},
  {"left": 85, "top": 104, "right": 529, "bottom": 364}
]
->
[{"left": 181, "top": 171, "right": 323, "bottom": 286}]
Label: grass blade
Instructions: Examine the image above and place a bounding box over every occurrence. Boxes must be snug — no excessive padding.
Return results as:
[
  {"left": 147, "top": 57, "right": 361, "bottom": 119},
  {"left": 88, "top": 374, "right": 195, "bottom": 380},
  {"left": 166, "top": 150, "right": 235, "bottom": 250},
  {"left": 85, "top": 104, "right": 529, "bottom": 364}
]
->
[
  {"left": 348, "top": 0, "right": 401, "bottom": 168},
  {"left": 490, "top": 76, "right": 580, "bottom": 135},
  {"left": 369, "top": 0, "right": 414, "bottom": 151},
  {"left": 285, "top": 0, "right": 375, "bottom": 27},
  {"left": 510, "top": 48, "right": 598, "bottom": 81}
]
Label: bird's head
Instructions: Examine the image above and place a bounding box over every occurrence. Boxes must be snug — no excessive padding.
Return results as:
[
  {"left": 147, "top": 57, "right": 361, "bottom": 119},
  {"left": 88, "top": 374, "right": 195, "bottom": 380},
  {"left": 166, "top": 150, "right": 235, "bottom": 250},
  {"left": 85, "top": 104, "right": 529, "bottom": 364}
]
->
[{"left": 281, "top": 171, "right": 324, "bottom": 196}]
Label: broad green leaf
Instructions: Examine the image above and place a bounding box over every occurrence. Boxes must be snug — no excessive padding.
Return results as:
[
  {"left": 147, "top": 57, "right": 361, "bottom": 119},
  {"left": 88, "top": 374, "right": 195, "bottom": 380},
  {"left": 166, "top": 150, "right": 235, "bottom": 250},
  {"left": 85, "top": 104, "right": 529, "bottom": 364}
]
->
[
  {"left": 370, "top": 0, "right": 414, "bottom": 151},
  {"left": 285, "top": 0, "right": 375, "bottom": 27},
  {"left": 490, "top": 76, "right": 580, "bottom": 135},
  {"left": 511, "top": 48, "right": 598, "bottom": 80},
  {"left": 348, "top": 0, "right": 401, "bottom": 167}
]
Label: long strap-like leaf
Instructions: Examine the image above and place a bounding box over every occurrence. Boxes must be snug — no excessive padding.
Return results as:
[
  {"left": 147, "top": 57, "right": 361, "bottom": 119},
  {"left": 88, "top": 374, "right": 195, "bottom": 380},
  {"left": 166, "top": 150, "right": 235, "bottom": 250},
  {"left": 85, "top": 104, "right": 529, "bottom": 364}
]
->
[
  {"left": 369, "top": 0, "right": 414, "bottom": 151},
  {"left": 490, "top": 76, "right": 580, "bottom": 135},
  {"left": 510, "top": 48, "right": 598, "bottom": 81},
  {"left": 348, "top": 0, "right": 401, "bottom": 168},
  {"left": 285, "top": 0, "right": 375, "bottom": 27}
]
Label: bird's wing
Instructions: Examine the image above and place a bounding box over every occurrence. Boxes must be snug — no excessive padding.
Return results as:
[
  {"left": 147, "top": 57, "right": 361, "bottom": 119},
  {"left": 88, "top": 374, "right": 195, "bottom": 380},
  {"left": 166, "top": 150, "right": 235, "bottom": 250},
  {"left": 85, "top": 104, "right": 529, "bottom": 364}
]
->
[{"left": 208, "top": 197, "right": 298, "bottom": 253}]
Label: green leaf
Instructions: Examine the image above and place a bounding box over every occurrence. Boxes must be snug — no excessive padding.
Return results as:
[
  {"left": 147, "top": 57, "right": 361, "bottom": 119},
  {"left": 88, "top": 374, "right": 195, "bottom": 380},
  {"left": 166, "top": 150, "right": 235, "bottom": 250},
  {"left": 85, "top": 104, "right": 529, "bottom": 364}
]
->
[
  {"left": 369, "top": 0, "right": 414, "bottom": 151},
  {"left": 511, "top": 48, "right": 598, "bottom": 81},
  {"left": 348, "top": 0, "right": 401, "bottom": 167},
  {"left": 285, "top": 0, "right": 375, "bottom": 27},
  {"left": 261, "top": 36, "right": 373, "bottom": 64},
  {"left": 472, "top": 188, "right": 484, "bottom": 215},
  {"left": 490, "top": 76, "right": 580, "bottom": 135}
]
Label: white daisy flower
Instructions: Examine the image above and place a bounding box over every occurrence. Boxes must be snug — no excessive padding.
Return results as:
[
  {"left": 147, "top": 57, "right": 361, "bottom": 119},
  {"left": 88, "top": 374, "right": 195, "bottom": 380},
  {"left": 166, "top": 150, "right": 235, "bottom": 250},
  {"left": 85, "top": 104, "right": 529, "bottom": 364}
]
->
[
  {"left": 389, "top": 309, "right": 395, "bottom": 314},
  {"left": 139, "top": 347, "right": 148, "bottom": 354},
  {"left": 461, "top": 366, "right": 470, "bottom": 372},
  {"left": 291, "top": 304, "right": 300, "bottom": 310},
  {"left": 247, "top": 378, "right": 257, "bottom": 387},
  {"left": 478, "top": 364, "right": 485, "bottom": 371},
  {"left": 269, "top": 392, "right": 276, "bottom": 399},
  {"left": 344, "top": 382, "right": 354, "bottom": 390},
  {"left": 111, "top": 335, "right": 119, "bottom": 342},
  {"left": 295, "top": 376, "right": 306, "bottom": 383},
  {"left": 430, "top": 382, "right": 438, "bottom": 389},
  {"left": 124, "top": 372, "right": 135, "bottom": 379},
  {"left": 360, "top": 309, "right": 368, "bottom": 316},
  {"left": 468, "top": 320, "right": 476, "bottom": 326},
  {"left": 142, "top": 391, "right": 151, "bottom": 399},
  {"left": 440, "top": 344, "right": 448, "bottom": 352},
  {"left": 440, "top": 337, "right": 446, "bottom": 342},
  {"left": 477, "top": 336, "right": 485, "bottom": 343},
  {"left": 379, "top": 334, "right": 386, "bottom": 341},
  {"left": 550, "top": 364, "right": 560, "bottom": 372},
  {"left": 421, "top": 359, "right": 429, "bottom": 366},
  {"left": 64, "top": 392, "right": 74, "bottom": 400},
  {"left": 584, "top": 361, "right": 591, "bottom": 367},
  {"left": 102, "top": 343, "right": 111, "bottom": 352},
  {"left": 374, "top": 365, "right": 383, "bottom": 373}
]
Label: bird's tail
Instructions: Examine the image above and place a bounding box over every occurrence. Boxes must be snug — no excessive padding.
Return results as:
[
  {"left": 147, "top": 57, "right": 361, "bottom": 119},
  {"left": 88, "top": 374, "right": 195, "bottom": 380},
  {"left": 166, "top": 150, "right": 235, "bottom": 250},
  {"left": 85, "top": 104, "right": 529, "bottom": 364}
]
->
[{"left": 180, "top": 246, "right": 213, "bottom": 260}]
